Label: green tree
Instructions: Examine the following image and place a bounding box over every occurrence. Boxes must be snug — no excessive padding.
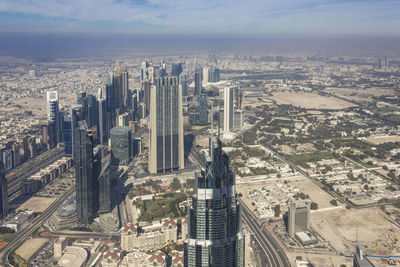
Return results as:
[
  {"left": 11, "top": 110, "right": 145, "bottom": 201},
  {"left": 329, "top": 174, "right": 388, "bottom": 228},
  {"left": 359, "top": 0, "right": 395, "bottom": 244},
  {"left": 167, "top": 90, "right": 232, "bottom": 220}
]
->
[{"left": 310, "top": 202, "right": 318, "bottom": 210}]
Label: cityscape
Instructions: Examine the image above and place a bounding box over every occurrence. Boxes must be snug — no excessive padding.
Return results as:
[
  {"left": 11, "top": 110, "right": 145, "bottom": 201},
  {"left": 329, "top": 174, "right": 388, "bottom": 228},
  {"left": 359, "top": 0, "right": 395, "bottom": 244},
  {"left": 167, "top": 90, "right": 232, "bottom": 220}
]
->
[{"left": 1, "top": 1, "right": 400, "bottom": 267}]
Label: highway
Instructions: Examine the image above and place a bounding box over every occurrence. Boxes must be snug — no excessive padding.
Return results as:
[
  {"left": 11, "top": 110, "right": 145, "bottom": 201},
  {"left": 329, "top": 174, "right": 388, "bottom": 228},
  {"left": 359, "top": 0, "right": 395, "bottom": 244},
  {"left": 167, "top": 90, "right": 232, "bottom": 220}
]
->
[
  {"left": 7, "top": 148, "right": 65, "bottom": 202},
  {"left": 0, "top": 186, "right": 75, "bottom": 266},
  {"left": 241, "top": 201, "right": 290, "bottom": 267}
]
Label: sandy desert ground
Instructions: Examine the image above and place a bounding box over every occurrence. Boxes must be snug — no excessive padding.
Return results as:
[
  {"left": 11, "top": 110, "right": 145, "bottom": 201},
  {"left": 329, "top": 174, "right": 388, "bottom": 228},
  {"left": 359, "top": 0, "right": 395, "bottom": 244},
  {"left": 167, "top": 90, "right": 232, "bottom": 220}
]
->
[{"left": 270, "top": 92, "right": 357, "bottom": 110}]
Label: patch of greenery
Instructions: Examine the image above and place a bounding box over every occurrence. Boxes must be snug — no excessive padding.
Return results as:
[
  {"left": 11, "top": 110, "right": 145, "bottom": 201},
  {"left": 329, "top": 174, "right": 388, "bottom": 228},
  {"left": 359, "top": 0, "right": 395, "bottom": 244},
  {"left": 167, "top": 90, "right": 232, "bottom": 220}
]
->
[{"left": 138, "top": 192, "right": 188, "bottom": 222}]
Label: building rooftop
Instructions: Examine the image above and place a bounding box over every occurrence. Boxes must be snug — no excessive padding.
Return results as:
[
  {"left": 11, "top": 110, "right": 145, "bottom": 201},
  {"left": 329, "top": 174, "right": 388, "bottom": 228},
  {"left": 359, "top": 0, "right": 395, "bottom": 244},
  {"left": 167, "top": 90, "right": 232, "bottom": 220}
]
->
[{"left": 58, "top": 246, "right": 88, "bottom": 267}]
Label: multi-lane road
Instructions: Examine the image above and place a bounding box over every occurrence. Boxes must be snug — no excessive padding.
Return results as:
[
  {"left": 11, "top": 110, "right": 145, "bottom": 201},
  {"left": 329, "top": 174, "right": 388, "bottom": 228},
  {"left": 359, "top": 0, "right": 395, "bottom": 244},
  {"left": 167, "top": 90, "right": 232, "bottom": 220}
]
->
[
  {"left": 241, "top": 201, "right": 290, "bottom": 267},
  {"left": 7, "top": 148, "right": 65, "bottom": 203}
]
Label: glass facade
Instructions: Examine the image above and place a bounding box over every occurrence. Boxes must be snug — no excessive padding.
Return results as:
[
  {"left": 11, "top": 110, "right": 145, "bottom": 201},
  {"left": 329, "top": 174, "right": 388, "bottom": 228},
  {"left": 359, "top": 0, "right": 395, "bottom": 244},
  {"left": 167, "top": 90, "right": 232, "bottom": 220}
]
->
[
  {"left": 154, "top": 77, "right": 181, "bottom": 172},
  {"left": 73, "top": 121, "right": 96, "bottom": 225},
  {"left": 110, "top": 126, "right": 132, "bottom": 165},
  {"left": 184, "top": 139, "right": 244, "bottom": 267}
]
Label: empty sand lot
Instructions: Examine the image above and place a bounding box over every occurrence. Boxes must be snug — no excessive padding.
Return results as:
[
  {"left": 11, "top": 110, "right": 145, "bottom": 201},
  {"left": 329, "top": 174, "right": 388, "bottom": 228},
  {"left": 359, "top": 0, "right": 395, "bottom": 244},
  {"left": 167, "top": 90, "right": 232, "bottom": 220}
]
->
[
  {"left": 270, "top": 92, "right": 357, "bottom": 110},
  {"left": 16, "top": 238, "right": 49, "bottom": 261},
  {"left": 17, "top": 197, "right": 56, "bottom": 213},
  {"left": 312, "top": 207, "right": 400, "bottom": 256},
  {"left": 366, "top": 135, "right": 400, "bottom": 145}
]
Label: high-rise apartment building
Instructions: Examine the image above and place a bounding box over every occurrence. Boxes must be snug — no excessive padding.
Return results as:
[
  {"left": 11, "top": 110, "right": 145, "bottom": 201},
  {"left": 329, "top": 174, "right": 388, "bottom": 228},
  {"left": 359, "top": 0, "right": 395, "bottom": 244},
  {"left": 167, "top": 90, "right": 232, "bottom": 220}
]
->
[
  {"left": 122, "top": 68, "right": 129, "bottom": 111},
  {"left": 113, "top": 62, "right": 123, "bottom": 113},
  {"left": 224, "top": 86, "right": 234, "bottom": 133},
  {"left": 73, "top": 121, "right": 98, "bottom": 225},
  {"left": 149, "top": 77, "right": 184, "bottom": 174},
  {"left": 184, "top": 138, "right": 244, "bottom": 267},
  {"left": 0, "top": 161, "right": 8, "bottom": 219},
  {"left": 197, "top": 94, "right": 208, "bottom": 125},
  {"left": 143, "top": 79, "right": 151, "bottom": 116},
  {"left": 224, "top": 85, "right": 243, "bottom": 133},
  {"left": 110, "top": 126, "right": 132, "bottom": 166},
  {"left": 194, "top": 64, "right": 202, "bottom": 96},
  {"left": 47, "top": 91, "right": 61, "bottom": 143},
  {"left": 171, "top": 63, "right": 183, "bottom": 77}
]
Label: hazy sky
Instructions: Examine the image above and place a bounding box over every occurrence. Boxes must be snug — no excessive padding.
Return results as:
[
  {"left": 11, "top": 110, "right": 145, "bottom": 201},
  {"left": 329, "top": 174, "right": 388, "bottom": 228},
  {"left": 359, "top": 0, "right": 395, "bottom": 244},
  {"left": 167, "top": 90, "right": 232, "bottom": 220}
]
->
[{"left": 0, "top": 0, "right": 399, "bottom": 35}]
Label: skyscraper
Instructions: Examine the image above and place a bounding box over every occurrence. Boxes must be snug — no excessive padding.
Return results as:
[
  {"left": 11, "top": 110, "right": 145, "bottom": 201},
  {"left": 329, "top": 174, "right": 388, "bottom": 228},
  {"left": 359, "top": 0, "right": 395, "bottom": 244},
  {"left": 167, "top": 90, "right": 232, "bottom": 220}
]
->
[
  {"left": 194, "top": 64, "right": 202, "bottom": 96},
  {"left": 184, "top": 137, "right": 244, "bottom": 267},
  {"left": 122, "top": 68, "right": 129, "bottom": 111},
  {"left": 110, "top": 126, "right": 132, "bottom": 166},
  {"left": 97, "top": 88, "right": 108, "bottom": 146},
  {"left": 98, "top": 160, "right": 111, "bottom": 214},
  {"left": 63, "top": 106, "right": 81, "bottom": 157},
  {"left": 224, "top": 85, "right": 242, "bottom": 133},
  {"left": 113, "top": 62, "right": 123, "bottom": 113},
  {"left": 224, "top": 86, "right": 234, "bottom": 133},
  {"left": 73, "top": 121, "right": 98, "bottom": 225},
  {"left": 47, "top": 91, "right": 60, "bottom": 143},
  {"left": 143, "top": 79, "right": 151, "bottom": 116},
  {"left": 0, "top": 161, "right": 8, "bottom": 219},
  {"left": 172, "top": 63, "right": 183, "bottom": 77},
  {"left": 149, "top": 77, "right": 184, "bottom": 174},
  {"left": 197, "top": 94, "right": 208, "bottom": 125}
]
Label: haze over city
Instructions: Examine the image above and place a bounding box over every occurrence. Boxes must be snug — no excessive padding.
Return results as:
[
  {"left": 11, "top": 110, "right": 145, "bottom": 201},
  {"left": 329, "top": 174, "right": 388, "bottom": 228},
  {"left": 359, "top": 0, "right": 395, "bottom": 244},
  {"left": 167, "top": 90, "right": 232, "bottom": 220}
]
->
[{"left": 0, "top": 1, "right": 400, "bottom": 267}]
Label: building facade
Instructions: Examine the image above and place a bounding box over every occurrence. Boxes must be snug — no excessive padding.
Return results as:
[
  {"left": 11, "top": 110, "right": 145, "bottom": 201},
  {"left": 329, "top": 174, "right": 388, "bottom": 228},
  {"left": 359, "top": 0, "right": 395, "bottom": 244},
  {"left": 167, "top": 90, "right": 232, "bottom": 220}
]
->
[
  {"left": 110, "top": 126, "right": 132, "bottom": 165},
  {"left": 73, "top": 121, "right": 98, "bottom": 225},
  {"left": 149, "top": 77, "right": 184, "bottom": 174},
  {"left": 0, "top": 161, "right": 8, "bottom": 219},
  {"left": 184, "top": 138, "right": 244, "bottom": 267},
  {"left": 287, "top": 201, "right": 310, "bottom": 238}
]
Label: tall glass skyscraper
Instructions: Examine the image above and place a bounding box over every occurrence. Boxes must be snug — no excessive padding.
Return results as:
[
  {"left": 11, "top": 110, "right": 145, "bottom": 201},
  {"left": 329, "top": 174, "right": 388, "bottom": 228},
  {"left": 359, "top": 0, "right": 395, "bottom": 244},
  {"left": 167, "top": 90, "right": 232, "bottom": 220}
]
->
[
  {"left": 73, "top": 121, "right": 98, "bottom": 225},
  {"left": 184, "top": 138, "right": 244, "bottom": 267},
  {"left": 149, "top": 77, "right": 184, "bottom": 174},
  {"left": 0, "top": 161, "right": 8, "bottom": 219},
  {"left": 113, "top": 62, "right": 123, "bottom": 113},
  {"left": 194, "top": 64, "right": 202, "bottom": 96}
]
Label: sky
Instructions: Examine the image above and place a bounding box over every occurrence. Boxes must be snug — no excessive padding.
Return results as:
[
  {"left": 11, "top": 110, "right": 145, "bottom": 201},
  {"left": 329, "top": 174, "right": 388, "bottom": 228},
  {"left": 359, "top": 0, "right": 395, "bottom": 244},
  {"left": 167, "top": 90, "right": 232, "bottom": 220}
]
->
[{"left": 0, "top": 0, "right": 400, "bottom": 36}]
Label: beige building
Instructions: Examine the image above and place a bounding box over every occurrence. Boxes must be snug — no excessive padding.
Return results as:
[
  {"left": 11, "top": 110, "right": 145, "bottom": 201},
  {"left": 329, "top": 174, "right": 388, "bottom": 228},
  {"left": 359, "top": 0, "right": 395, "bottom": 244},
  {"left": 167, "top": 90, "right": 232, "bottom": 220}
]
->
[
  {"left": 121, "top": 219, "right": 178, "bottom": 251},
  {"left": 53, "top": 237, "right": 67, "bottom": 258},
  {"left": 102, "top": 248, "right": 122, "bottom": 267},
  {"left": 57, "top": 246, "right": 88, "bottom": 267},
  {"left": 181, "top": 216, "right": 188, "bottom": 241}
]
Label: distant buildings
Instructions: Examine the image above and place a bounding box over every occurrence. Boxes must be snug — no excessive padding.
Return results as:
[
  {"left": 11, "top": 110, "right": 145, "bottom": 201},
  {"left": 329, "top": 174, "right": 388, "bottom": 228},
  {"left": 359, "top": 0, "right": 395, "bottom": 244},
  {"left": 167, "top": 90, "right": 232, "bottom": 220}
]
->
[
  {"left": 184, "top": 138, "right": 244, "bottom": 267},
  {"left": 113, "top": 62, "right": 124, "bottom": 114},
  {"left": 197, "top": 94, "right": 208, "bottom": 125},
  {"left": 194, "top": 64, "right": 202, "bottom": 96},
  {"left": 149, "top": 77, "right": 184, "bottom": 174}
]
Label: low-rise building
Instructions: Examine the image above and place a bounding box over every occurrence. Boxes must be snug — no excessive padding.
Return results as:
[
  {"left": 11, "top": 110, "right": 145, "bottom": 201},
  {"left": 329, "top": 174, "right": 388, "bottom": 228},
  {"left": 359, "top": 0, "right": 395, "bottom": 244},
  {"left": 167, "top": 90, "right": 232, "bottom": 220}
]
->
[
  {"left": 2, "top": 210, "right": 34, "bottom": 232},
  {"left": 58, "top": 246, "right": 88, "bottom": 267},
  {"left": 121, "top": 218, "right": 178, "bottom": 251},
  {"left": 102, "top": 248, "right": 122, "bottom": 267}
]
